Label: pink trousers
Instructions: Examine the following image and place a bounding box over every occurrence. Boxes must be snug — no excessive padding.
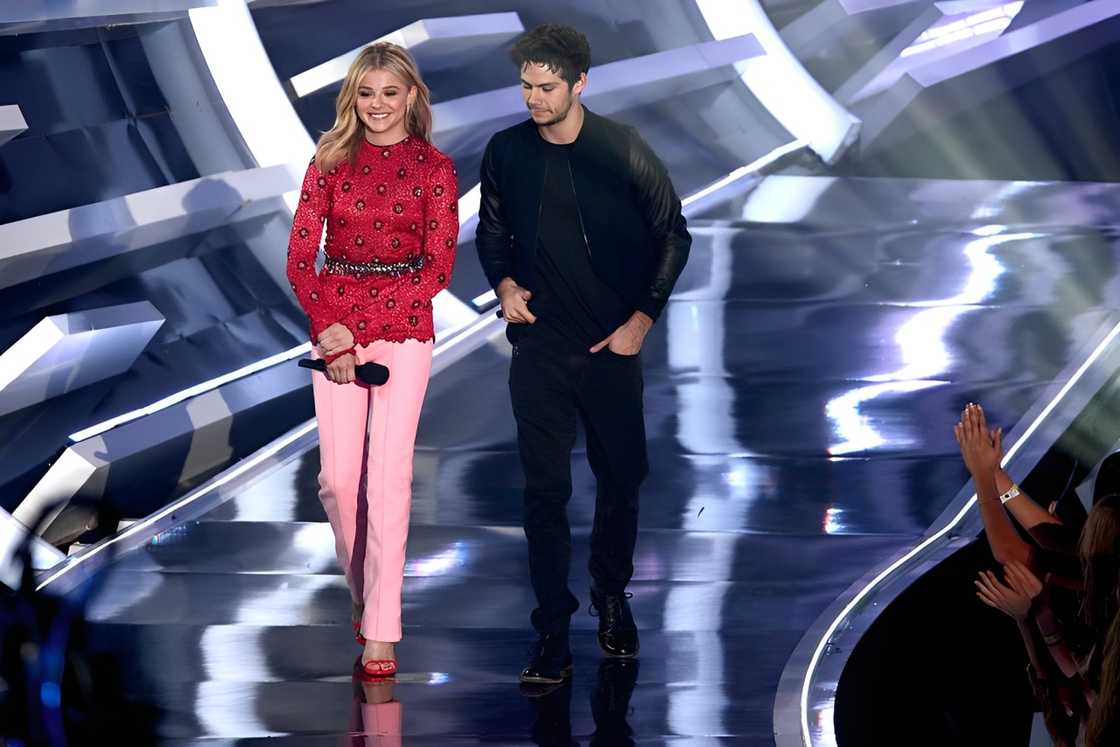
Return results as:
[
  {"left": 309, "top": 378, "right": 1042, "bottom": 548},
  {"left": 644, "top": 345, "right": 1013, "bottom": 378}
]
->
[{"left": 312, "top": 338, "right": 433, "bottom": 643}]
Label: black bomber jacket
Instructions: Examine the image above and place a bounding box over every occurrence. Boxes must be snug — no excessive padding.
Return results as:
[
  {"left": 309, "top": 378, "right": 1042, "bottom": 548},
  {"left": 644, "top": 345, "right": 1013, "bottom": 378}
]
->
[{"left": 475, "top": 107, "right": 691, "bottom": 322}]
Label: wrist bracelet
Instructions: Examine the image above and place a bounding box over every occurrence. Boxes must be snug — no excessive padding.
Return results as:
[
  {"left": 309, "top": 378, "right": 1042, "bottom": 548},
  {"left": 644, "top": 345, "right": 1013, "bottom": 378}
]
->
[
  {"left": 324, "top": 347, "right": 356, "bottom": 364},
  {"left": 1000, "top": 484, "right": 1021, "bottom": 505},
  {"left": 1042, "top": 630, "right": 1064, "bottom": 645}
]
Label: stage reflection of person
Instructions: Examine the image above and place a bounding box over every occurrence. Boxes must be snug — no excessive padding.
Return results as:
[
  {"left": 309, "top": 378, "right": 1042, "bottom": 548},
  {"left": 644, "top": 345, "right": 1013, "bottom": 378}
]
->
[
  {"left": 526, "top": 658, "right": 640, "bottom": 746},
  {"left": 351, "top": 680, "right": 401, "bottom": 746}
]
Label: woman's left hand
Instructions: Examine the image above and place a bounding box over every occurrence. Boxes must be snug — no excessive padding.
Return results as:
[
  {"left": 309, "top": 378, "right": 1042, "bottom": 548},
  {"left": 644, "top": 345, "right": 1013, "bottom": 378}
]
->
[
  {"left": 975, "top": 569, "right": 1032, "bottom": 620},
  {"left": 318, "top": 322, "right": 355, "bottom": 358}
]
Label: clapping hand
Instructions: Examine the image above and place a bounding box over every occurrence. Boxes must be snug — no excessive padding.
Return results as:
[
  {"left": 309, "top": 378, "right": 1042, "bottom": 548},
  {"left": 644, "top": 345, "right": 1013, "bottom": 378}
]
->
[
  {"left": 1002, "top": 560, "right": 1044, "bottom": 601},
  {"left": 975, "top": 562, "right": 1040, "bottom": 620}
]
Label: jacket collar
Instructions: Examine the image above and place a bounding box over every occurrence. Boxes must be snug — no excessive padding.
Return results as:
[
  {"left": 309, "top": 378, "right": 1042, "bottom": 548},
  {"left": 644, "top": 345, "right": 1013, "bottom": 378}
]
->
[{"left": 518, "top": 105, "right": 614, "bottom": 164}]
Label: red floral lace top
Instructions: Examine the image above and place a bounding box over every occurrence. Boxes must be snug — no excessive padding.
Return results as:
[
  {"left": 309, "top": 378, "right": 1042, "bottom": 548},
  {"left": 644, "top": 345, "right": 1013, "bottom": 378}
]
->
[{"left": 286, "top": 136, "right": 458, "bottom": 360}]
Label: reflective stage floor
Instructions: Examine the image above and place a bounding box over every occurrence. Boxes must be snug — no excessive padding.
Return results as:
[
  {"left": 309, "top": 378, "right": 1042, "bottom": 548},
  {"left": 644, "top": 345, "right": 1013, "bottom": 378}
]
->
[{"left": 73, "top": 177, "right": 1120, "bottom": 744}]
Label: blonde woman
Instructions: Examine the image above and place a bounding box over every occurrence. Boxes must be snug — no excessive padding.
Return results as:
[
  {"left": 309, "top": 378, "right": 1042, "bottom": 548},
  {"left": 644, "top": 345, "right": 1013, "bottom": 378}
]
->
[{"left": 286, "top": 42, "right": 458, "bottom": 679}]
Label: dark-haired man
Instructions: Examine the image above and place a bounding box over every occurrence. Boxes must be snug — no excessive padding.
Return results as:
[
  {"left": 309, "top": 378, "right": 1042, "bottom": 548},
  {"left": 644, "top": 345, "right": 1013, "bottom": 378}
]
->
[{"left": 476, "top": 24, "right": 691, "bottom": 684}]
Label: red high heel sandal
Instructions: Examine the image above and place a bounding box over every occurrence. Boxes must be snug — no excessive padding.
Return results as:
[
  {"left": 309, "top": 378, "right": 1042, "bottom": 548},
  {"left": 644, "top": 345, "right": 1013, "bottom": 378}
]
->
[
  {"left": 352, "top": 622, "right": 366, "bottom": 646},
  {"left": 356, "top": 657, "right": 397, "bottom": 680}
]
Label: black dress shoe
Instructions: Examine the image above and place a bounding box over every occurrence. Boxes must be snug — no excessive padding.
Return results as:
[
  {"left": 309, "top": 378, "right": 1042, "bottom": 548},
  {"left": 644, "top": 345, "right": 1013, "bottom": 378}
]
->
[
  {"left": 520, "top": 633, "right": 573, "bottom": 684},
  {"left": 589, "top": 588, "right": 639, "bottom": 658}
]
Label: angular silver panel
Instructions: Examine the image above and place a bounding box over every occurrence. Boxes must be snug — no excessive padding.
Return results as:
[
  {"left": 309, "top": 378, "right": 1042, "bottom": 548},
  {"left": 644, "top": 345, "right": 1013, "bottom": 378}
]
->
[
  {"left": 290, "top": 13, "right": 525, "bottom": 98},
  {"left": 0, "top": 164, "right": 301, "bottom": 291},
  {"left": 0, "top": 302, "right": 165, "bottom": 417},
  {"left": 0, "top": 0, "right": 217, "bottom": 35},
  {"left": 0, "top": 104, "right": 27, "bottom": 146}
]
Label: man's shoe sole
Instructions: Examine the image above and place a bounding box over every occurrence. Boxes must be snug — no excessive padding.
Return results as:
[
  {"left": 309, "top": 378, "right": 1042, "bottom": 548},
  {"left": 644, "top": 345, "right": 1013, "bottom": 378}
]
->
[
  {"left": 598, "top": 636, "right": 639, "bottom": 659},
  {"left": 519, "top": 664, "right": 573, "bottom": 684}
]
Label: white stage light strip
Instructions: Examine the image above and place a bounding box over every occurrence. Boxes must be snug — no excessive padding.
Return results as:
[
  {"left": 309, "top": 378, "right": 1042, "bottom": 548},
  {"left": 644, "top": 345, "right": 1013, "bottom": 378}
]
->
[
  {"left": 900, "top": 1, "right": 1023, "bottom": 58},
  {"left": 68, "top": 342, "right": 312, "bottom": 443},
  {"left": 682, "top": 139, "right": 806, "bottom": 208},
  {"left": 472, "top": 290, "right": 497, "bottom": 307},
  {"left": 798, "top": 316, "right": 1120, "bottom": 746},
  {"left": 693, "top": 0, "right": 858, "bottom": 164}
]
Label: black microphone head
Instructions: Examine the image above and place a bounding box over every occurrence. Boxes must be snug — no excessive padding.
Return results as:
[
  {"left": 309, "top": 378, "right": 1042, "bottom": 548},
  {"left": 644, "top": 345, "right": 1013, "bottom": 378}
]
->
[{"left": 356, "top": 362, "right": 390, "bottom": 386}]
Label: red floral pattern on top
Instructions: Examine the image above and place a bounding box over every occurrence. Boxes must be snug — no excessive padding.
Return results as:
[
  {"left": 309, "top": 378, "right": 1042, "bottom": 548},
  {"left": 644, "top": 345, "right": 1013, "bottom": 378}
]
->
[{"left": 285, "top": 136, "right": 459, "bottom": 352}]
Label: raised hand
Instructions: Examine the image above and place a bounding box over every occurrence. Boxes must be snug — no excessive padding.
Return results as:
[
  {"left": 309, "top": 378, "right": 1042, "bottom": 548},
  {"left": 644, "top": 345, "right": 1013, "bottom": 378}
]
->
[{"left": 954, "top": 403, "right": 1003, "bottom": 477}]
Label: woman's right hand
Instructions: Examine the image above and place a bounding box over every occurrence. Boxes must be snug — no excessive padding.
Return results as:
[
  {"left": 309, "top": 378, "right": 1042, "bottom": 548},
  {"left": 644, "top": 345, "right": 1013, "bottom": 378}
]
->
[
  {"left": 954, "top": 403, "right": 1002, "bottom": 476},
  {"left": 1002, "top": 560, "right": 1044, "bottom": 601},
  {"left": 326, "top": 352, "right": 356, "bottom": 384}
]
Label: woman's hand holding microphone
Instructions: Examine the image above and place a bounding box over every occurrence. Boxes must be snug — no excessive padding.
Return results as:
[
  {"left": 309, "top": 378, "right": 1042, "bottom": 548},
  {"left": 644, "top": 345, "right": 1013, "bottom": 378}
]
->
[{"left": 318, "top": 323, "right": 357, "bottom": 384}]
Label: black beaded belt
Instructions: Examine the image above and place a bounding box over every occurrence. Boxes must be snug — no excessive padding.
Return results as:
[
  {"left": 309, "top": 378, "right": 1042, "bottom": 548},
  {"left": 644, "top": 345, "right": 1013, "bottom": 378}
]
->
[{"left": 323, "top": 254, "right": 424, "bottom": 278}]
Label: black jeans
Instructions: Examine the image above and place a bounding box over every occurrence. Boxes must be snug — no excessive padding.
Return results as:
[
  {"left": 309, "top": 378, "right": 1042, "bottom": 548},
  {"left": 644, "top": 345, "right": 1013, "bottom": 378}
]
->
[{"left": 509, "top": 325, "right": 649, "bottom": 635}]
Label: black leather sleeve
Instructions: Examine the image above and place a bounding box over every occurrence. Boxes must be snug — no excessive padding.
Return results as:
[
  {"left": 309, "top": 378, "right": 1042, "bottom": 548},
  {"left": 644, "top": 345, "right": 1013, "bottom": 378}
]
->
[
  {"left": 475, "top": 136, "right": 515, "bottom": 290},
  {"left": 627, "top": 128, "right": 691, "bottom": 322}
]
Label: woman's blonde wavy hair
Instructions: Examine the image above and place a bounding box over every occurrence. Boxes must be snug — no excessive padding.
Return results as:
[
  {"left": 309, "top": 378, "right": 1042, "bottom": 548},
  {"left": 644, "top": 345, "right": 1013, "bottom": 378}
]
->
[{"left": 314, "top": 42, "right": 432, "bottom": 173}]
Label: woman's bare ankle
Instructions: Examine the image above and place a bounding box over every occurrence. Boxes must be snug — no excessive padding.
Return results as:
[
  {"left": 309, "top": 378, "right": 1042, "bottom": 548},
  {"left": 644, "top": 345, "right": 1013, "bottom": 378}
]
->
[{"left": 362, "top": 640, "right": 395, "bottom": 660}]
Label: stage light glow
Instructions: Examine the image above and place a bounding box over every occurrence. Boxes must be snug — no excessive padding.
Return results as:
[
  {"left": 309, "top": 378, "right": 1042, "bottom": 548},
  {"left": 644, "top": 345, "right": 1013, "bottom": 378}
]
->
[
  {"left": 900, "top": 2, "right": 1024, "bottom": 58},
  {"left": 825, "top": 231, "right": 1037, "bottom": 455},
  {"left": 693, "top": 0, "right": 859, "bottom": 163}
]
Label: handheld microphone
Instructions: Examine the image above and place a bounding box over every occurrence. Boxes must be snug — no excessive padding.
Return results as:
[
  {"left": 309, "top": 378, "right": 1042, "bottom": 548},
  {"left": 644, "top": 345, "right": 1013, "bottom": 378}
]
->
[{"left": 298, "top": 358, "right": 390, "bottom": 386}]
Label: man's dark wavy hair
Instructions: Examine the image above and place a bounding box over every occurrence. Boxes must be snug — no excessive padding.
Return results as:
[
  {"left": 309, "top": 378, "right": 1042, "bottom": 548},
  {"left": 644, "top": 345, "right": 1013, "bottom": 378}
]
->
[{"left": 510, "top": 24, "right": 591, "bottom": 88}]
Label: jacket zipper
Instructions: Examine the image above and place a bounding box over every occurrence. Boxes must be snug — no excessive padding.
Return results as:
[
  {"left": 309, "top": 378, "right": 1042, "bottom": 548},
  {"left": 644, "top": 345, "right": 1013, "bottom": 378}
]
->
[
  {"left": 566, "top": 158, "right": 592, "bottom": 259},
  {"left": 532, "top": 158, "right": 548, "bottom": 259}
]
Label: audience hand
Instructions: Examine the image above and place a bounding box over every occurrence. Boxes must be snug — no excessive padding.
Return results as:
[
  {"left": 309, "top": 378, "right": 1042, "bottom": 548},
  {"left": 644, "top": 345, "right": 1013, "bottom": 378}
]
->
[
  {"left": 975, "top": 569, "right": 1032, "bottom": 620},
  {"left": 1002, "top": 560, "right": 1044, "bottom": 601},
  {"left": 954, "top": 403, "right": 1002, "bottom": 476}
]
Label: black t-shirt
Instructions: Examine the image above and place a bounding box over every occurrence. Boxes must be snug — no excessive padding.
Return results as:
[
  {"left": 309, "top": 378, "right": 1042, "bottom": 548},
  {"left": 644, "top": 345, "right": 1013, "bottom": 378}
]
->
[{"left": 523, "top": 139, "right": 629, "bottom": 350}]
